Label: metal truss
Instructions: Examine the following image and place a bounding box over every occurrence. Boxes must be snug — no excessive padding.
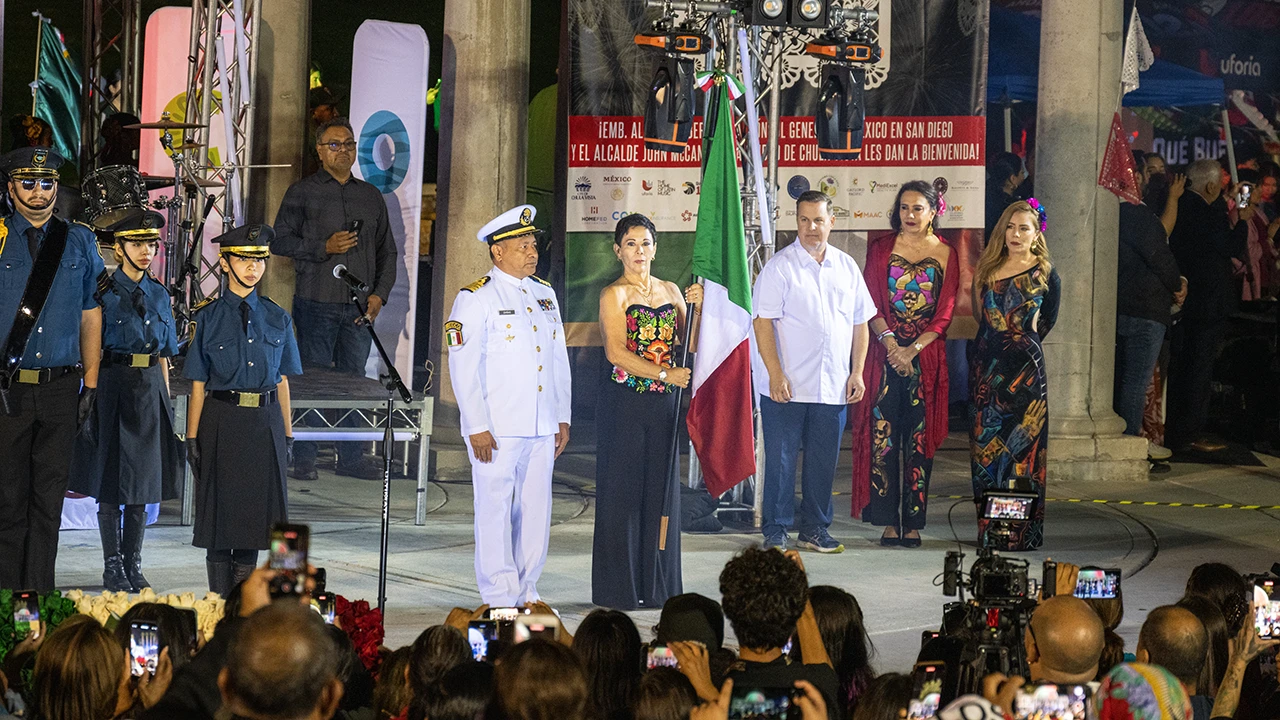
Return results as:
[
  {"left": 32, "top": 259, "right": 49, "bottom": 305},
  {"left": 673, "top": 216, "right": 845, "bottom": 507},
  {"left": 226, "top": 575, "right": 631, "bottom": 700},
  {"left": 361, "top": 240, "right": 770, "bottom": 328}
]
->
[{"left": 80, "top": 0, "right": 142, "bottom": 171}]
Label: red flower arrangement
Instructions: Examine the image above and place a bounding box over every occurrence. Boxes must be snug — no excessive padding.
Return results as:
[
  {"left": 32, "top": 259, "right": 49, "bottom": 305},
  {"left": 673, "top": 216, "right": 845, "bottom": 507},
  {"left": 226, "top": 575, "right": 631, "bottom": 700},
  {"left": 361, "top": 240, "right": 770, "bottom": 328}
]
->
[{"left": 335, "top": 595, "right": 385, "bottom": 676}]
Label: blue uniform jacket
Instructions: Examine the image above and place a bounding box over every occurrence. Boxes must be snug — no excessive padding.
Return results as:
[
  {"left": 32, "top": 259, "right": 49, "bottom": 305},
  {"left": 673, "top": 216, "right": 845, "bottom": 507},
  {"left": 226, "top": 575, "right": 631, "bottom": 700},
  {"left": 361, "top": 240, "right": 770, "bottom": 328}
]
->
[
  {"left": 183, "top": 290, "right": 303, "bottom": 391},
  {"left": 0, "top": 213, "right": 104, "bottom": 368},
  {"left": 101, "top": 269, "right": 179, "bottom": 356}
]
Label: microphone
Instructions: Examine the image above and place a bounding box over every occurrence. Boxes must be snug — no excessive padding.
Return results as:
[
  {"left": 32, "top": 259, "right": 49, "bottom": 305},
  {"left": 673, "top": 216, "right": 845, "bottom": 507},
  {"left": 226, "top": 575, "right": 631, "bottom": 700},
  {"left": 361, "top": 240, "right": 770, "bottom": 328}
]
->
[{"left": 333, "top": 264, "right": 371, "bottom": 293}]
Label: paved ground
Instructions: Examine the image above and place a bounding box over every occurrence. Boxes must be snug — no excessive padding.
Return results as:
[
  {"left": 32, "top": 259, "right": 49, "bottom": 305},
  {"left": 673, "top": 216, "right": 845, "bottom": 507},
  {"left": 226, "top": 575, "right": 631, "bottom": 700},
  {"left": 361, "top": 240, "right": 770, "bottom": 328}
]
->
[{"left": 53, "top": 430, "right": 1280, "bottom": 673}]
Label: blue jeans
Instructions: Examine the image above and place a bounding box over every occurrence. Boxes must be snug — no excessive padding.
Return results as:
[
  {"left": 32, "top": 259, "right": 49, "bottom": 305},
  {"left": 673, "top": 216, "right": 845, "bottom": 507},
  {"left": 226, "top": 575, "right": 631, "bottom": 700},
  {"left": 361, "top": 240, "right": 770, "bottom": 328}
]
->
[
  {"left": 291, "top": 296, "right": 372, "bottom": 468},
  {"left": 760, "top": 397, "right": 846, "bottom": 538},
  {"left": 1114, "top": 315, "right": 1166, "bottom": 436}
]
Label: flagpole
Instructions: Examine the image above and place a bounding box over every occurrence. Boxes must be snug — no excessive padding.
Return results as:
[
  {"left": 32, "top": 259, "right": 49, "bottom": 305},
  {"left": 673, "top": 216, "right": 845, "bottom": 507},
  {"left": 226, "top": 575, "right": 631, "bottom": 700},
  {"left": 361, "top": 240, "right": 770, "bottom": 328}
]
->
[
  {"left": 659, "top": 278, "right": 700, "bottom": 552},
  {"left": 32, "top": 13, "right": 45, "bottom": 116}
]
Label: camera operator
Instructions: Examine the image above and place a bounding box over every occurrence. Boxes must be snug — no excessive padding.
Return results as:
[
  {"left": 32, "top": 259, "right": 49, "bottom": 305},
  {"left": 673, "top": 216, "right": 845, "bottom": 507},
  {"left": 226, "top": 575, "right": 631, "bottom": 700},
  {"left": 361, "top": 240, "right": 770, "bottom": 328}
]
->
[
  {"left": 1135, "top": 605, "right": 1211, "bottom": 720},
  {"left": 983, "top": 595, "right": 1105, "bottom": 710},
  {"left": 719, "top": 548, "right": 840, "bottom": 720}
]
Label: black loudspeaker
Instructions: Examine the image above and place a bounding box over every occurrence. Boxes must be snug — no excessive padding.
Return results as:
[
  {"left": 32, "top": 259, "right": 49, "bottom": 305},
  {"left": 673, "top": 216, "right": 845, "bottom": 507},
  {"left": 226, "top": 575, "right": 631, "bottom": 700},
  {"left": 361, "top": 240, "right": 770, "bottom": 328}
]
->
[
  {"left": 815, "top": 63, "right": 866, "bottom": 161},
  {"left": 643, "top": 56, "right": 697, "bottom": 154}
]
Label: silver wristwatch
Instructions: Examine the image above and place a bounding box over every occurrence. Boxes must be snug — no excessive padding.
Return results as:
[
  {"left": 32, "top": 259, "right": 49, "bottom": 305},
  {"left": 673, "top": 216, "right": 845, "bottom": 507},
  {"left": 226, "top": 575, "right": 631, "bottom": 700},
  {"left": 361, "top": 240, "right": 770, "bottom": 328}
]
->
[{"left": 658, "top": 369, "right": 669, "bottom": 382}]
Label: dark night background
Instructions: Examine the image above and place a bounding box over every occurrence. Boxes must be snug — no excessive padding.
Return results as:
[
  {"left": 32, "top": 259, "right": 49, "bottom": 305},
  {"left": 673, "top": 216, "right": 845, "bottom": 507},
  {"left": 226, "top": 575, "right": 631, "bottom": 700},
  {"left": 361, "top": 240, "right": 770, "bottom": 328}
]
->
[{"left": 2, "top": 0, "right": 562, "bottom": 183}]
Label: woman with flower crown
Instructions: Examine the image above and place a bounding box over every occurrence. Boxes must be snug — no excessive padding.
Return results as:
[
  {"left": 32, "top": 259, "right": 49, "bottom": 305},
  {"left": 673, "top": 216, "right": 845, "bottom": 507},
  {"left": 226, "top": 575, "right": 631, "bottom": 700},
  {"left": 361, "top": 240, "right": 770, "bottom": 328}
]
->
[
  {"left": 969, "top": 198, "right": 1060, "bottom": 551},
  {"left": 592, "top": 213, "right": 700, "bottom": 609}
]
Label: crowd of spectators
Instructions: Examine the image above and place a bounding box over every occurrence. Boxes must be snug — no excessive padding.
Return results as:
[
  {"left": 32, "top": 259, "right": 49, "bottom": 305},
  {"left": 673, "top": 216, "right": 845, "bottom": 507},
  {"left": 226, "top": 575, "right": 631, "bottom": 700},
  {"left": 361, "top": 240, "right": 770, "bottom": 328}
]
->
[
  {"left": 1114, "top": 150, "right": 1279, "bottom": 462},
  {"left": 2, "top": 548, "right": 1279, "bottom": 720}
]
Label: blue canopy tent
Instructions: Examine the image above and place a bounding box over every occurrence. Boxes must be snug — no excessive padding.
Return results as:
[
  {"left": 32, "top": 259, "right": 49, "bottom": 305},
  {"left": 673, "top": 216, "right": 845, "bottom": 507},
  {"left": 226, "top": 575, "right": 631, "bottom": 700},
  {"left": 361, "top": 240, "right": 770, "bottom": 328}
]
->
[{"left": 988, "top": 6, "right": 1225, "bottom": 107}]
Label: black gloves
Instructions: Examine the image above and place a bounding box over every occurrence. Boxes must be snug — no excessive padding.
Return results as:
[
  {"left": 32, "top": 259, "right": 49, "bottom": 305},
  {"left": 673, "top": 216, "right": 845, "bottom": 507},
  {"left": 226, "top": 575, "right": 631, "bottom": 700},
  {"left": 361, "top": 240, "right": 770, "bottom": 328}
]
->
[
  {"left": 186, "top": 437, "right": 201, "bottom": 479},
  {"left": 286, "top": 436, "right": 295, "bottom": 466},
  {"left": 78, "top": 387, "right": 98, "bottom": 444}
]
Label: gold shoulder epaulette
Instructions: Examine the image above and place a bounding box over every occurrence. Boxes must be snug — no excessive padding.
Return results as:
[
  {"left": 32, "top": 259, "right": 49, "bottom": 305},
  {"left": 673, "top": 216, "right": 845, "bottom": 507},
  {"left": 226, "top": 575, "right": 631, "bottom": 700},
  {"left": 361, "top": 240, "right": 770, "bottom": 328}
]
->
[
  {"left": 461, "top": 276, "right": 491, "bottom": 293},
  {"left": 531, "top": 275, "right": 552, "bottom": 287},
  {"left": 191, "top": 296, "right": 217, "bottom": 314}
]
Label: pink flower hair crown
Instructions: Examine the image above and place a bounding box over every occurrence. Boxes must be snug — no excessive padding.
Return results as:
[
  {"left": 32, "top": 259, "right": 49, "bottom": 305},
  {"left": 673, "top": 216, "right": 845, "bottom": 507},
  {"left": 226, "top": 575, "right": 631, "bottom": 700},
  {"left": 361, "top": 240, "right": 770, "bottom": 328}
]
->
[{"left": 1026, "top": 197, "right": 1048, "bottom": 233}]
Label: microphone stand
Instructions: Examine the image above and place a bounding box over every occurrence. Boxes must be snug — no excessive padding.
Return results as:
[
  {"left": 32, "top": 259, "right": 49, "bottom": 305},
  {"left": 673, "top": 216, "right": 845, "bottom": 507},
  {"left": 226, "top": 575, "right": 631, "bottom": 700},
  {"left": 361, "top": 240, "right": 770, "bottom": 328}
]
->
[{"left": 349, "top": 287, "right": 412, "bottom": 616}]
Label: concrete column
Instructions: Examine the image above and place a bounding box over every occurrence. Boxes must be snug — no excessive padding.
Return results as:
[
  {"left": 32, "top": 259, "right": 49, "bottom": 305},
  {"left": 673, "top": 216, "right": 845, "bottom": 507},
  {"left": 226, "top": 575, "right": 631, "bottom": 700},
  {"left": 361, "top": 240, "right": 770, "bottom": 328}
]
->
[
  {"left": 250, "top": 0, "right": 310, "bottom": 310},
  {"left": 431, "top": 0, "right": 531, "bottom": 422},
  {"left": 1035, "top": 0, "right": 1147, "bottom": 481}
]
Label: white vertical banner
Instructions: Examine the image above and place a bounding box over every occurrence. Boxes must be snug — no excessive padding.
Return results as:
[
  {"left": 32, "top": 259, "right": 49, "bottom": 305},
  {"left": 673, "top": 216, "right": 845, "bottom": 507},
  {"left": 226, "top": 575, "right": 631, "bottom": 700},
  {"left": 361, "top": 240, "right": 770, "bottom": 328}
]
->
[{"left": 349, "top": 21, "right": 429, "bottom": 386}]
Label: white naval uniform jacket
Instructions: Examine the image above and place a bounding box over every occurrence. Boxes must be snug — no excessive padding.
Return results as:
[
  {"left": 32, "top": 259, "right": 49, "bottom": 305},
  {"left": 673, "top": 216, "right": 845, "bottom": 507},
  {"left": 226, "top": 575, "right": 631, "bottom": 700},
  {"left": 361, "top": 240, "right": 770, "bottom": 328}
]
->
[{"left": 445, "top": 267, "right": 572, "bottom": 438}]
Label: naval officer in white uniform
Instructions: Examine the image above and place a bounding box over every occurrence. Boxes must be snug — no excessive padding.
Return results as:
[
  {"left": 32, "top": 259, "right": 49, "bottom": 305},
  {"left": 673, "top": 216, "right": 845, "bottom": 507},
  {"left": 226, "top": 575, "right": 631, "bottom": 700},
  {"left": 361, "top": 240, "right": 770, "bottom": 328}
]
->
[{"left": 445, "top": 205, "right": 572, "bottom": 605}]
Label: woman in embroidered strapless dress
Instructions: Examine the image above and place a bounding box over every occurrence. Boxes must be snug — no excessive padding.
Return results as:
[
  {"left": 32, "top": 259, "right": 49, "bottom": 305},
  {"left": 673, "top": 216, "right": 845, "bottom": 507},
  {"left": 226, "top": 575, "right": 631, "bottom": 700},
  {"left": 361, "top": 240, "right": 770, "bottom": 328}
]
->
[{"left": 593, "top": 213, "right": 700, "bottom": 609}]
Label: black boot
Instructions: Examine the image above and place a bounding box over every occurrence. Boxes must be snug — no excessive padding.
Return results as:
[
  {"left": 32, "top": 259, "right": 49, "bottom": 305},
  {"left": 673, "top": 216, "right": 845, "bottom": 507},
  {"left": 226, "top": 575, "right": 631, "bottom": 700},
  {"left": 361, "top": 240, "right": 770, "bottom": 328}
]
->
[
  {"left": 231, "top": 561, "right": 255, "bottom": 591},
  {"left": 206, "top": 560, "right": 233, "bottom": 596},
  {"left": 97, "top": 506, "right": 131, "bottom": 592},
  {"left": 122, "top": 505, "right": 151, "bottom": 592}
]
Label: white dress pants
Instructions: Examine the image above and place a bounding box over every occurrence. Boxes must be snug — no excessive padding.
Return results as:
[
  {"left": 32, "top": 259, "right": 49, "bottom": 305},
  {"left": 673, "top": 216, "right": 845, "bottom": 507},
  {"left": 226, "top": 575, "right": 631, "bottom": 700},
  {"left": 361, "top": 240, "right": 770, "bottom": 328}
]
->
[{"left": 466, "top": 434, "right": 555, "bottom": 606}]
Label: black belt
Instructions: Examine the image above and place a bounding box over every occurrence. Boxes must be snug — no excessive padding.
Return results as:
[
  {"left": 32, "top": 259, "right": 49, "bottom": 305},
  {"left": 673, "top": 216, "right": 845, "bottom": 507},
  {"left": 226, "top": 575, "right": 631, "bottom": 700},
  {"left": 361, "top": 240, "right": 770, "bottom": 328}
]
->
[
  {"left": 104, "top": 350, "right": 161, "bottom": 368},
  {"left": 210, "top": 389, "right": 277, "bottom": 408},
  {"left": 13, "top": 365, "right": 77, "bottom": 385}
]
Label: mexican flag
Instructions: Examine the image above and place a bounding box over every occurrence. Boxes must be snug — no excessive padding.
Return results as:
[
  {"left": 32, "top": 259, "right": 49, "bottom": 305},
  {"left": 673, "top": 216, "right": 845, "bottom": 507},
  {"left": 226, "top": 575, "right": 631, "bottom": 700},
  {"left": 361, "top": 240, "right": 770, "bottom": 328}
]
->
[{"left": 687, "top": 81, "right": 756, "bottom": 498}]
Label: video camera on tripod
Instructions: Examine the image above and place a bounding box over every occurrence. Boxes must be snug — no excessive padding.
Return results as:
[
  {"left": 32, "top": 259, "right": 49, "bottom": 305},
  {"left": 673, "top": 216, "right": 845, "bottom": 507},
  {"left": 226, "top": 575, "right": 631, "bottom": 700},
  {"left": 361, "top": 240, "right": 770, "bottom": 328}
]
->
[{"left": 918, "top": 491, "right": 1039, "bottom": 705}]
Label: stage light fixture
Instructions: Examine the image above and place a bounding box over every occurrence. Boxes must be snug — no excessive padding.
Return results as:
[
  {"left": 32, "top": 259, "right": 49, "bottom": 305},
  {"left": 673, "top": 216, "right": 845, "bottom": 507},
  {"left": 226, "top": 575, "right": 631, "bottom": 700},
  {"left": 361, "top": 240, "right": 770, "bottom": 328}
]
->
[
  {"left": 804, "top": 39, "right": 882, "bottom": 160},
  {"left": 635, "top": 31, "right": 710, "bottom": 154},
  {"left": 793, "top": 0, "right": 827, "bottom": 25},
  {"left": 745, "top": 0, "right": 789, "bottom": 26}
]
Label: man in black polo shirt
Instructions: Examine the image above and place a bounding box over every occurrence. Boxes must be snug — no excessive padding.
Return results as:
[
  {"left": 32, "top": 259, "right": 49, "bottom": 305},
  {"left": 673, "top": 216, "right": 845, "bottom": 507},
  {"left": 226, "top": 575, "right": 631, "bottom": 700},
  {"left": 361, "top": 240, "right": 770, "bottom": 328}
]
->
[
  {"left": 720, "top": 547, "right": 839, "bottom": 720},
  {"left": 271, "top": 117, "right": 398, "bottom": 480}
]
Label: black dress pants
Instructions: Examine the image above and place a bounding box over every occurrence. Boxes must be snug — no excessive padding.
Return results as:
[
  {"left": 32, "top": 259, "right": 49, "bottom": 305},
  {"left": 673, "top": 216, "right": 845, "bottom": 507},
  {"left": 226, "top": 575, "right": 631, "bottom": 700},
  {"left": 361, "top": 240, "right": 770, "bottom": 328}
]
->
[
  {"left": 0, "top": 371, "right": 79, "bottom": 591},
  {"left": 1166, "top": 317, "right": 1226, "bottom": 448}
]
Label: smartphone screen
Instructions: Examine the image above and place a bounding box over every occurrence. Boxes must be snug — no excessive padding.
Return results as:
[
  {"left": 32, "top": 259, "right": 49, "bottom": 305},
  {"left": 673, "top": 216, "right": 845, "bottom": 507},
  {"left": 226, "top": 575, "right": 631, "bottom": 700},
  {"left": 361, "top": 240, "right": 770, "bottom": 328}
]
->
[
  {"left": 1074, "top": 569, "right": 1121, "bottom": 600},
  {"left": 1014, "top": 683, "right": 1093, "bottom": 720},
  {"left": 513, "top": 614, "right": 560, "bottom": 643},
  {"left": 648, "top": 645, "right": 679, "bottom": 669},
  {"left": 1254, "top": 580, "right": 1280, "bottom": 639},
  {"left": 908, "top": 662, "right": 945, "bottom": 720},
  {"left": 488, "top": 607, "right": 530, "bottom": 623},
  {"left": 468, "top": 620, "right": 498, "bottom": 661},
  {"left": 130, "top": 622, "right": 160, "bottom": 677},
  {"left": 13, "top": 591, "right": 40, "bottom": 638},
  {"left": 268, "top": 523, "right": 309, "bottom": 595},
  {"left": 311, "top": 593, "right": 336, "bottom": 624},
  {"left": 729, "top": 686, "right": 795, "bottom": 720}
]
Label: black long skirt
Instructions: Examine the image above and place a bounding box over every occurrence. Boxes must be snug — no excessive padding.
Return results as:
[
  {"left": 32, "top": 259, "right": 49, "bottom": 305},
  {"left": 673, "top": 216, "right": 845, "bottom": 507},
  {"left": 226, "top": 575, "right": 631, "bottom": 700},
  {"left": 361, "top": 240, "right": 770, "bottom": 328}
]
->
[
  {"left": 68, "top": 363, "right": 182, "bottom": 505},
  {"left": 592, "top": 379, "right": 682, "bottom": 609},
  {"left": 192, "top": 394, "right": 288, "bottom": 550}
]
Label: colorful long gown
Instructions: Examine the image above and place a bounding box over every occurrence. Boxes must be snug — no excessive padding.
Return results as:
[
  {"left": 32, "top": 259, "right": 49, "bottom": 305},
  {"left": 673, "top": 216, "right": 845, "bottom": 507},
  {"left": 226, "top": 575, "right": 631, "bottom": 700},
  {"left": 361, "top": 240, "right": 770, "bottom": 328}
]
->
[
  {"left": 592, "top": 303, "right": 682, "bottom": 609},
  {"left": 969, "top": 265, "right": 1061, "bottom": 551},
  {"left": 863, "top": 255, "right": 946, "bottom": 530}
]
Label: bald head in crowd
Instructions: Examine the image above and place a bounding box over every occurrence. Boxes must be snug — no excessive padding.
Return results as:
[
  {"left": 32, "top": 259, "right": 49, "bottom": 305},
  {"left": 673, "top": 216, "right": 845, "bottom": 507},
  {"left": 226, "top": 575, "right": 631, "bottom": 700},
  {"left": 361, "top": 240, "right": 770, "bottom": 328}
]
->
[
  {"left": 1025, "top": 595, "right": 1106, "bottom": 684},
  {"left": 218, "top": 603, "right": 344, "bottom": 720},
  {"left": 1137, "top": 605, "right": 1209, "bottom": 693}
]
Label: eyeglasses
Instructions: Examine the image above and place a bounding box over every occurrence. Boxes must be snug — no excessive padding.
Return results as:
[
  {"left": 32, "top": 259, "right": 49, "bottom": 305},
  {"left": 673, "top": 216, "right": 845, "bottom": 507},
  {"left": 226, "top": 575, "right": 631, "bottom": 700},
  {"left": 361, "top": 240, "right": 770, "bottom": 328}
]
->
[
  {"left": 319, "top": 141, "right": 357, "bottom": 152},
  {"left": 19, "top": 178, "right": 56, "bottom": 191}
]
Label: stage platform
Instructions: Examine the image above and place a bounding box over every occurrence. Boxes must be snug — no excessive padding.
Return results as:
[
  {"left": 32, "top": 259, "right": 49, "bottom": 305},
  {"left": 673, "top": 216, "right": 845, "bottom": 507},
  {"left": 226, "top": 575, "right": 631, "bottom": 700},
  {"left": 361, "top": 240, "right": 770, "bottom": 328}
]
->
[{"left": 52, "top": 428, "right": 1280, "bottom": 673}]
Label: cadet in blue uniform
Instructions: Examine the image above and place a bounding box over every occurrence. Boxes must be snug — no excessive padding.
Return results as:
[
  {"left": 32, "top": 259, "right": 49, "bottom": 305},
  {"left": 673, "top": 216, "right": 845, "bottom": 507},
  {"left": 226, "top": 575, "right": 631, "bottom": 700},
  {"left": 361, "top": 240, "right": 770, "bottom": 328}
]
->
[
  {"left": 0, "top": 147, "right": 105, "bottom": 592},
  {"left": 68, "top": 209, "right": 180, "bottom": 592},
  {"left": 183, "top": 224, "right": 302, "bottom": 595}
]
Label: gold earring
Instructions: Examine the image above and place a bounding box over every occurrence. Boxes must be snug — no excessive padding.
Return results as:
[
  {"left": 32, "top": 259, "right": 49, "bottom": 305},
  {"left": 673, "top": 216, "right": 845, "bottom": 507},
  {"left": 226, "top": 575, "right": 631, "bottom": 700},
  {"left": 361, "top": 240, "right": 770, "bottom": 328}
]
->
[{"left": 926, "top": 221, "right": 934, "bottom": 235}]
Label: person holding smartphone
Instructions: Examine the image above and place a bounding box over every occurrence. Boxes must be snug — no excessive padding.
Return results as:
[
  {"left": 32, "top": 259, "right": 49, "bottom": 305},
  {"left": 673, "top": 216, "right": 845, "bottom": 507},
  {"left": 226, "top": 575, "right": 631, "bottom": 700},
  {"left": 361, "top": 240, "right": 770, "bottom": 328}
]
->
[
  {"left": 68, "top": 209, "right": 181, "bottom": 593},
  {"left": 270, "top": 117, "right": 398, "bottom": 481},
  {"left": 184, "top": 224, "right": 302, "bottom": 594}
]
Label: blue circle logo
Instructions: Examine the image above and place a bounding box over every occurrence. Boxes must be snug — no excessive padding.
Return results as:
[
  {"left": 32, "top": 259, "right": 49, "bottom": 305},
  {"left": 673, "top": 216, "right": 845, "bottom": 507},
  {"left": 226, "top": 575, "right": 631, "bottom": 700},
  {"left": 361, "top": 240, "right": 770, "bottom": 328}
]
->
[
  {"left": 786, "top": 175, "right": 811, "bottom": 199},
  {"left": 358, "top": 110, "right": 411, "bottom": 193}
]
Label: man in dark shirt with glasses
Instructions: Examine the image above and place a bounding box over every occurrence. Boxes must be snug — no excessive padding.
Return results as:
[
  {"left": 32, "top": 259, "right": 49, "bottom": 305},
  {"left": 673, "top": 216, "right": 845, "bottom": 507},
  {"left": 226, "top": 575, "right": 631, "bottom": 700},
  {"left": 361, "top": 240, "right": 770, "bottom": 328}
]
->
[{"left": 271, "top": 117, "right": 398, "bottom": 480}]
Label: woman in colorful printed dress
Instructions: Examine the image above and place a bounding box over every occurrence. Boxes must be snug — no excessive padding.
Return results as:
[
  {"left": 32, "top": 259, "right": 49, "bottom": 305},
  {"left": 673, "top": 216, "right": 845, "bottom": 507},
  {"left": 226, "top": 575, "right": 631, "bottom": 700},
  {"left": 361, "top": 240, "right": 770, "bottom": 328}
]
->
[
  {"left": 969, "top": 199, "right": 1060, "bottom": 551},
  {"left": 593, "top": 213, "right": 700, "bottom": 609},
  {"left": 851, "top": 180, "right": 958, "bottom": 548}
]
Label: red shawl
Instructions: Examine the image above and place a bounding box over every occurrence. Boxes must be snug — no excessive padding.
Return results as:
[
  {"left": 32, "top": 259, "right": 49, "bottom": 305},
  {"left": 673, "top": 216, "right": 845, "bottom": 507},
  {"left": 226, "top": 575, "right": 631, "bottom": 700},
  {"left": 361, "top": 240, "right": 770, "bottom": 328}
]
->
[{"left": 850, "top": 233, "right": 958, "bottom": 519}]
